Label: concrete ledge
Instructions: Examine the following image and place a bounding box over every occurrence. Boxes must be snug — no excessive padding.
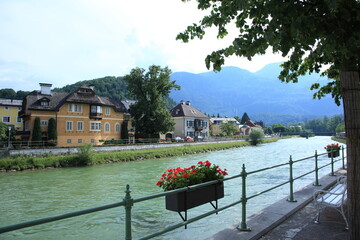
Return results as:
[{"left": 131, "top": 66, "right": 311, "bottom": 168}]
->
[{"left": 205, "top": 173, "right": 343, "bottom": 240}]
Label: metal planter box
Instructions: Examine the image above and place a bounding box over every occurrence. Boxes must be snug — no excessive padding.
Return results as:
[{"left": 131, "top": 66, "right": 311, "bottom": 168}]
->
[
  {"left": 328, "top": 150, "right": 340, "bottom": 158},
  {"left": 165, "top": 182, "right": 224, "bottom": 212}
]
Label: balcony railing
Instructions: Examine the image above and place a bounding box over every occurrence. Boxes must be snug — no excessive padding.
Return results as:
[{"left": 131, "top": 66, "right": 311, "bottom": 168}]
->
[
  {"left": 89, "top": 112, "right": 102, "bottom": 119},
  {"left": 0, "top": 147, "right": 347, "bottom": 239}
]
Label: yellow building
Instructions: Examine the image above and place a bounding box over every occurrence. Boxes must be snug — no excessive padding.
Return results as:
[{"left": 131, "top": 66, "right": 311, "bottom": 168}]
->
[
  {"left": 19, "top": 83, "right": 133, "bottom": 147},
  {"left": 0, "top": 98, "right": 23, "bottom": 131},
  {"left": 209, "top": 117, "right": 240, "bottom": 136}
]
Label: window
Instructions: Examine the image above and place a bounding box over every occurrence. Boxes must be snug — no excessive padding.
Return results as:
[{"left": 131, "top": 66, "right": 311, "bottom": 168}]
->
[
  {"left": 41, "top": 101, "right": 49, "bottom": 106},
  {"left": 105, "top": 123, "right": 110, "bottom": 132},
  {"left": 115, "top": 123, "right": 120, "bottom": 132},
  {"left": 105, "top": 107, "right": 110, "bottom": 115},
  {"left": 91, "top": 105, "right": 102, "bottom": 113},
  {"left": 78, "top": 139, "right": 83, "bottom": 143},
  {"left": 68, "top": 104, "right": 82, "bottom": 113},
  {"left": 17, "top": 117, "right": 22, "bottom": 123},
  {"left": 91, "top": 139, "right": 95, "bottom": 143},
  {"left": 90, "top": 122, "right": 101, "bottom": 131},
  {"left": 41, "top": 120, "right": 48, "bottom": 126},
  {"left": 2, "top": 116, "right": 10, "bottom": 123},
  {"left": 67, "top": 139, "right": 72, "bottom": 143},
  {"left": 4, "top": 107, "right": 9, "bottom": 110},
  {"left": 66, "top": 121, "right": 73, "bottom": 131},
  {"left": 77, "top": 121, "right": 84, "bottom": 131}
]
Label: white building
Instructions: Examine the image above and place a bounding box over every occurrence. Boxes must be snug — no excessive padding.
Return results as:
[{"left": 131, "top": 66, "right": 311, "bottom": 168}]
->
[{"left": 170, "top": 101, "right": 209, "bottom": 138}]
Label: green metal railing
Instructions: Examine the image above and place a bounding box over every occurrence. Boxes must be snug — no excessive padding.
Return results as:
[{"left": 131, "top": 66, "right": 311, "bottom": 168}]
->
[{"left": 0, "top": 147, "right": 347, "bottom": 239}]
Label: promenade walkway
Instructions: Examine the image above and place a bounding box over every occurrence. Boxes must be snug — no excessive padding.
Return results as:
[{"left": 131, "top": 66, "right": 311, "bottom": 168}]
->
[{"left": 206, "top": 169, "right": 348, "bottom": 240}]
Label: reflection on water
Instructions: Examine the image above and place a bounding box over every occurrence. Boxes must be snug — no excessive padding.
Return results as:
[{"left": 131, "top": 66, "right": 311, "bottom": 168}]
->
[{"left": 0, "top": 136, "right": 344, "bottom": 239}]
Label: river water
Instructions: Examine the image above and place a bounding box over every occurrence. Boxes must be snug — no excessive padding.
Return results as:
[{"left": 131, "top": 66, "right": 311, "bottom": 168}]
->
[{"left": 0, "top": 136, "right": 344, "bottom": 240}]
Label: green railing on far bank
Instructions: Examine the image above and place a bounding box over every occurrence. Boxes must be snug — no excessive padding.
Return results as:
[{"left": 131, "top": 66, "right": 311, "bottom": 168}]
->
[{"left": 0, "top": 147, "right": 347, "bottom": 239}]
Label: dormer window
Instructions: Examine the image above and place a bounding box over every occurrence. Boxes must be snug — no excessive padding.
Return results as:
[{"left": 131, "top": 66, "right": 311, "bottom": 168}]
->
[{"left": 41, "top": 101, "right": 49, "bottom": 106}]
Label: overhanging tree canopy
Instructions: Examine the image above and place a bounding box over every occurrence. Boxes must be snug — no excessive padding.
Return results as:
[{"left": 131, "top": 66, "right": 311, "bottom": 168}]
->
[{"left": 177, "top": 1, "right": 360, "bottom": 238}]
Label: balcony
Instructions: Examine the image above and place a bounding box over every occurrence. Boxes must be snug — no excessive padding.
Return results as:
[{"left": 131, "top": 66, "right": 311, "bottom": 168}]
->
[{"left": 90, "top": 112, "right": 103, "bottom": 119}]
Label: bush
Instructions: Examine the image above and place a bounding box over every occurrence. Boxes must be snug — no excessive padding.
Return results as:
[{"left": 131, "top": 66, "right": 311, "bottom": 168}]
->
[
  {"left": 249, "top": 129, "right": 265, "bottom": 145},
  {"left": 75, "top": 144, "right": 94, "bottom": 166}
]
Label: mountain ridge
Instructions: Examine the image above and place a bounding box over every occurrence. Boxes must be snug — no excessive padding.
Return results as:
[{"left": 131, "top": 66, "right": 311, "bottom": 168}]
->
[{"left": 170, "top": 62, "right": 343, "bottom": 125}]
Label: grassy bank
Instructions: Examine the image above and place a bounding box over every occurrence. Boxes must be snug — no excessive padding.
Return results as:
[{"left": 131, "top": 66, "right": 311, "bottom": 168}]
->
[{"left": 0, "top": 138, "right": 282, "bottom": 172}]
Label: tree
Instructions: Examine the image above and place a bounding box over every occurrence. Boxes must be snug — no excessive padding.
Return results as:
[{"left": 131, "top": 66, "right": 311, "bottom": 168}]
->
[
  {"left": 240, "top": 112, "right": 250, "bottom": 124},
  {"left": 220, "top": 122, "right": 237, "bottom": 136},
  {"left": 48, "top": 118, "right": 57, "bottom": 146},
  {"left": 121, "top": 120, "right": 129, "bottom": 140},
  {"left": 124, "top": 65, "right": 180, "bottom": 138},
  {"left": 249, "top": 129, "right": 265, "bottom": 146},
  {"left": 31, "top": 117, "right": 42, "bottom": 143},
  {"left": 178, "top": 2, "right": 360, "bottom": 237},
  {"left": 0, "top": 122, "right": 8, "bottom": 142}
]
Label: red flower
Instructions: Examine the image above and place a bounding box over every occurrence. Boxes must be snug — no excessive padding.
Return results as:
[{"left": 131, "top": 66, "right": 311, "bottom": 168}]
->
[
  {"left": 182, "top": 174, "right": 189, "bottom": 178},
  {"left": 156, "top": 181, "right": 162, "bottom": 186}
]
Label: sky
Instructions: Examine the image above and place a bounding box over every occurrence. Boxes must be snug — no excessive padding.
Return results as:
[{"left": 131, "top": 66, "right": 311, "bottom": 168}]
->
[{"left": 0, "top": 0, "right": 286, "bottom": 91}]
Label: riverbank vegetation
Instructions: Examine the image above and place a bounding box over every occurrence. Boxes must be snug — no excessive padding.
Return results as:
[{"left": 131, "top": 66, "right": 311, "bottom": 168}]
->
[{"left": 0, "top": 138, "right": 283, "bottom": 172}]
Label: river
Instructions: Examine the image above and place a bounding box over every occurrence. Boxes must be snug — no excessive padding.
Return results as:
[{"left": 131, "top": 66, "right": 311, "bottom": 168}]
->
[{"left": 0, "top": 136, "right": 344, "bottom": 239}]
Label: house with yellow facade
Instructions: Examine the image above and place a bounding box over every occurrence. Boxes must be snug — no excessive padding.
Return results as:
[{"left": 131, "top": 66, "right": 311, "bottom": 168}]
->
[
  {"left": 19, "top": 83, "right": 133, "bottom": 147},
  {"left": 0, "top": 98, "right": 23, "bottom": 131},
  {"left": 209, "top": 117, "right": 240, "bottom": 136}
]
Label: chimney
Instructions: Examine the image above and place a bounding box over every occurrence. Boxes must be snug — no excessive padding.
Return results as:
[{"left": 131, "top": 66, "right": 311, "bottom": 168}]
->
[
  {"left": 180, "top": 100, "right": 185, "bottom": 104},
  {"left": 89, "top": 84, "right": 95, "bottom": 90},
  {"left": 186, "top": 101, "right": 190, "bottom": 105},
  {"left": 39, "top": 83, "right": 52, "bottom": 95}
]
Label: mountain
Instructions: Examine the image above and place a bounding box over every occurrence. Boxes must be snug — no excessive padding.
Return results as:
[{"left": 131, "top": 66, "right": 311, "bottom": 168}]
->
[
  {"left": 52, "top": 76, "right": 177, "bottom": 110},
  {"left": 170, "top": 63, "right": 343, "bottom": 126}
]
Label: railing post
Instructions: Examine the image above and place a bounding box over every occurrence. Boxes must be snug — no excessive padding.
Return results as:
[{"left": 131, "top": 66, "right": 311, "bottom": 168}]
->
[
  {"left": 341, "top": 146, "right": 345, "bottom": 169},
  {"left": 313, "top": 150, "right": 321, "bottom": 186},
  {"left": 124, "top": 184, "right": 133, "bottom": 240},
  {"left": 287, "top": 156, "right": 297, "bottom": 202},
  {"left": 330, "top": 152, "right": 335, "bottom": 176},
  {"left": 237, "top": 164, "right": 251, "bottom": 231}
]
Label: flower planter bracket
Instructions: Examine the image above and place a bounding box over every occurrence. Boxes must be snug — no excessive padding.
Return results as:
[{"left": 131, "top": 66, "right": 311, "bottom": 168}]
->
[{"left": 165, "top": 182, "right": 224, "bottom": 229}]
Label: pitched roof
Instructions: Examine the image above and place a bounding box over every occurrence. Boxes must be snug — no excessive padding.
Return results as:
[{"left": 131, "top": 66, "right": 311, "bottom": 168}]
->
[
  {"left": 0, "top": 98, "right": 22, "bottom": 107},
  {"left": 210, "top": 117, "right": 240, "bottom": 124},
  {"left": 170, "top": 102, "right": 209, "bottom": 119},
  {"left": 21, "top": 85, "right": 129, "bottom": 115}
]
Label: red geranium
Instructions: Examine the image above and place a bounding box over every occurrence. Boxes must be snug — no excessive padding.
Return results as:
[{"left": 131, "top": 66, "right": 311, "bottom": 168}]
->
[{"left": 156, "top": 161, "right": 228, "bottom": 191}]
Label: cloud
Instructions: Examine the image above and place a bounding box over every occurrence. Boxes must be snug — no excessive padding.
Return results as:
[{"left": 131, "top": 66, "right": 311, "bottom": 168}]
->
[{"left": 0, "top": 0, "right": 286, "bottom": 91}]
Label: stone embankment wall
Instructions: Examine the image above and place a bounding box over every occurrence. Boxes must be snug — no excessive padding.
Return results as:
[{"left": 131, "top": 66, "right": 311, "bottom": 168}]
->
[{"left": 3, "top": 139, "right": 246, "bottom": 157}]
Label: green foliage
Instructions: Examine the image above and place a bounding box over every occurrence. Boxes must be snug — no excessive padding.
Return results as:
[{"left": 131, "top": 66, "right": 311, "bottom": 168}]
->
[
  {"left": 0, "top": 122, "right": 8, "bottom": 141},
  {"left": 124, "top": 65, "right": 180, "bottom": 136},
  {"left": 31, "top": 117, "right": 42, "bottom": 142},
  {"left": 47, "top": 118, "right": 57, "bottom": 144},
  {"left": 121, "top": 120, "right": 129, "bottom": 139},
  {"left": 52, "top": 76, "right": 177, "bottom": 110},
  {"left": 75, "top": 144, "right": 94, "bottom": 166},
  {"left": 264, "top": 127, "right": 273, "bottom": 135},
  {"left": 304, "top": 115, "right": 343, "bottom": 134},
  {"left": 0, "top": 89, "right": 30, "bottom": 99},
  {"left": 177, "top": 0, "right": 360, "bottom": 105},
  {"left": 220, "top": 122, "right": 237, "bottom": 136},
  {"left": 249, "top": 129, "right": 265, "bottom": 145},
  {"left": 336, "top": 123, "right": 345, "bottom": 133},
  {"left": 240, "top": 112, "right": 250, "bottom": 124}
]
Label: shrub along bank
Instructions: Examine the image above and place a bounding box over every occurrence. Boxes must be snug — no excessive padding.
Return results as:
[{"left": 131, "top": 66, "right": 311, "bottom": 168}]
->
[{"left": 0, "top": 138, "right": 281, "bottom": 172}]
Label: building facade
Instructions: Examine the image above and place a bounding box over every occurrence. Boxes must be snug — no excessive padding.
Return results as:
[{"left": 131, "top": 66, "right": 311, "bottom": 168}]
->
[
  {"left": 0, "top": 98, "right": 23, "bottom": 131},
  {"left": 209, "top": 117, "right": 240, "bottom": 136},
  {"left": 19, "top": 83, "right": 132, "bottom": 147},
  {"left": 170, "top": 101, "right": 209, "bottom": 139}
]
